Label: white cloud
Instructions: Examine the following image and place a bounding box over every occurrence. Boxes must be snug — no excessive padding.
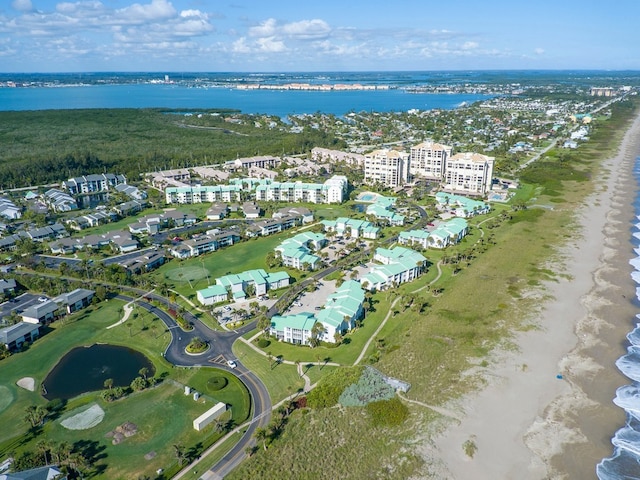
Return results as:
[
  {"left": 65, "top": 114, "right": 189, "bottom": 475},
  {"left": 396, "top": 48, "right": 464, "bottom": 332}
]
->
[
  {"left": 115, "top": 0, "right": 176, "bottom": 23},
  {"left": 249, "top": 18, "right": 277, "bottom": 38},
  {"left": 534, "top": 47, "right": 545, "bottom": 55},
  {"left": 282, "top": 19, "right": 330, "bottom": 40},
  {"left": 11, "top": 0, "right": 32, "bottom": 12},
  {"left": 256, "top": 36, "right": 286, "bottom": 53},
  {"left": 461, "top": 41, "right": 479, "bottom": 50}
]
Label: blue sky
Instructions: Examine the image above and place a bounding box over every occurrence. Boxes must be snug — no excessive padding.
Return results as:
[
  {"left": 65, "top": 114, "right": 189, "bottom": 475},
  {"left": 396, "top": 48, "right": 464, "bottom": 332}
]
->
[{"left": 1, "top": 0, "right": 638, "bottom": 72}]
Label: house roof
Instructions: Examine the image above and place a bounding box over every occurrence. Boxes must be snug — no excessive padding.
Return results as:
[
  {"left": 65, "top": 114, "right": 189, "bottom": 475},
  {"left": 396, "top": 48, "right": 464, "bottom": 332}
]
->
[
  {"left": 197, "top": 284, "right": 228, "bottom": 298},
  {"left": 20, "top": 300, "right": 58, "bottom": 320},
  {"left": 0, "top": 322, "right": 40, "bottom": 345},
  {"left": 270, "top": 312, "right": 316, "bottom": 331},
  {"left": 53, "top": 288, "right": 94, "bottom": 306}
]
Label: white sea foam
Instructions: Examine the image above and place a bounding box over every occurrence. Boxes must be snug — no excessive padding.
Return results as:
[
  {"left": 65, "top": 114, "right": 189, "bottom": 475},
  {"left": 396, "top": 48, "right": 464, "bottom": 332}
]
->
[
  {"left": 612, "top": 426, "right": 640, "bottom": 458},
  {"left": 616, "top": 347, "right": 640, "bottom": 383},
  {"left": 628, "top": 324, "right": 640, "bottom": 347},
  {"left": 614, "top": 385, "right": 640, "bottom": 421}
]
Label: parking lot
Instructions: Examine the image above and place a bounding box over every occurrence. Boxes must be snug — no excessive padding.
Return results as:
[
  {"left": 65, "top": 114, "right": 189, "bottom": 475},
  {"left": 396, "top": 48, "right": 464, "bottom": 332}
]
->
[
  {"left": 0, "top": 293, "right": 48, "bottom": 323},
  {"left": 284, "top": 279, "right": 338, "bottom": 315}
]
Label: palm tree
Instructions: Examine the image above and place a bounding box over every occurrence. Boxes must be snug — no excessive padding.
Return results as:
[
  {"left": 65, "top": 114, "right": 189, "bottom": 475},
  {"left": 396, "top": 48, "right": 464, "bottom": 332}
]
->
[
  {"left": 36, "top": 439, "right": 53, "bottom": 465},
  {"left": 172, "top": 444, "right": 187, "bottom": 465},
  {"left": 254, "top": 427, "right": 269, "bottom": 451},
  {"left": 104, "top": 378, "right": 114, "bottom": 391},
  {"left": 139, "top": 367, "right": 149, "bottom": 380}
]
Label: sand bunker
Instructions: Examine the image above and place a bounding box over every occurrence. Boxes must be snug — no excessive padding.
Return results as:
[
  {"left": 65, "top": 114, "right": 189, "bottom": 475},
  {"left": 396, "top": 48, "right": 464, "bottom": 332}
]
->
[
  {"left": 16, "top": 377, "right": 35, "bottom": 391},
  {"left": 61, "top": 404, "right": 105, "bottom": 430}
]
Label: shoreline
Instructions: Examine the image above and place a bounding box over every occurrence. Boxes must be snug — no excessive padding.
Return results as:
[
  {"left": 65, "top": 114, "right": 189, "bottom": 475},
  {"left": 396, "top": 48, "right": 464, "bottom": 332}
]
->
[{"left": 430, "top": 111, "right": 640, "bottom": 479}]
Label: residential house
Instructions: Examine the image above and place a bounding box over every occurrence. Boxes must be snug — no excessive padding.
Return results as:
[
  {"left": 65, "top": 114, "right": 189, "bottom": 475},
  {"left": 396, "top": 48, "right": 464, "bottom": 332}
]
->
[
  {"left": 0, "top": 196, "right": 21, "bottom": 220},
  {"left": 270, "top": 281, "right": 365, "bottom": 345},
  {"left": 118, "top": 250, "right": 165, "bottom": 274},
  {"left": 63, "top": 173, "right": 126, "bottom": 195},
  {"left": 398, "top": 229, "right": 430, "bottom": 249},
  {"left": 199, "top": 268, "right": 290, "bottom": 304},
  {"left": 435, "top": 192, "right": 490, "bottom": 217},
  {"left": 246, "top": 215, "right": 302, "bottom": 237},
  {"left": 0, "top": 279, "right": 17, "bottom": 295},
  {"left": 1, "top": 465, "right": 66, "bottom": 479},
  {"left": 273, "top": 206, "right": 314, "bottom": 224},
  {"left": 242, "top": 202, "right": 262, "bottom": 219},
  {"left": 0, "top": 322, "right": 41, "bottom": 351},
  {"left": 311, "top": 147, "right": 365, "bottom": 167},
  {"left": 25, "top": 224, "right": 68, "bottom": 243},
  {"left": 275, "top": 232, "right": 326, "bottom": 270},
  {"left": 206, "top": 203, "right": 228, "bottom": 220},
  {"left": 53, "top": 288, "right": 94, "bottom": 314},
  {"left": 426, "top": 218, "right": 469, "bottom": 249},
  {"left": 254, "top": 175, "right": 348, "bottom": 204},
  {"left": 361, "top": 246, "right": 427, "bottom": 291},
  {"left": 321, "top": 217, "right": 380, "bottom": 239},
  {"left": 169, "top": 231, "right": 240, "bottom": 259},
  {"left": 20, "top": 300, "right": 59, "bottom": 324},
  {"left": 115, "top": 183, "right": 147, "bottom": 200},
  {"left": 43, "top": 189, "right": 77, "bottom": 212},
  {"left": 366, "top": 196, "right": 405, "bottom": 226}
]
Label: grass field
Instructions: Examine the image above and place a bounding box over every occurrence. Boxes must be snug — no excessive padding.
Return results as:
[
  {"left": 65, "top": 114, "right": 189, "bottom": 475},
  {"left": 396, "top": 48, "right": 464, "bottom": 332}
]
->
[
  {"left": 0, "top": 299, "right": 251, "bottom": 479},
  {"left": 225, "top": 99, "right": 640, "bottom": 479}
]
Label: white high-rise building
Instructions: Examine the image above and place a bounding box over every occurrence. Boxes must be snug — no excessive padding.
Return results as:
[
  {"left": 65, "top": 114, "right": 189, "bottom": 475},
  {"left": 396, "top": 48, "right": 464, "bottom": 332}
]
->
[
  {"left": 364, "top": 149, "right": 410, "bottom": 188},
  {"left": 409, "top": 141, "right": 453, "bottom": 180},
  {"left": 443, "top": 152, "right": 494, "bottom": 195}
]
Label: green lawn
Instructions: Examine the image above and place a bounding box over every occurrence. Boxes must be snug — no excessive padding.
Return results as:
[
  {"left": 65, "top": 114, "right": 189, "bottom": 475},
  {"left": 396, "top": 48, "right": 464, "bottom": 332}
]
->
[{"left": 0, "top": 299, "right": 251, "bottom": 479}]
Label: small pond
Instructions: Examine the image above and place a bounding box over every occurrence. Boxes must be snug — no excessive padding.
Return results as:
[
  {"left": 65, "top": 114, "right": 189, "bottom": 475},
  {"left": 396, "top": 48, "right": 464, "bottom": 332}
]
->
[
  {"left": 42, "top": 344, "right": 155, "bottom": 400},
  {"left": 352, "top": 203, "right": 367, "bottom": 213}
]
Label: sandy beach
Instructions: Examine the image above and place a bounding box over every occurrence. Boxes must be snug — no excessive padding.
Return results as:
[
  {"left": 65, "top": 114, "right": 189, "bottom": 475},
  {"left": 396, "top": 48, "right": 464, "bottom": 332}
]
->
[{"left": 431, "top": 112, "right": 640, "bottom": 479}]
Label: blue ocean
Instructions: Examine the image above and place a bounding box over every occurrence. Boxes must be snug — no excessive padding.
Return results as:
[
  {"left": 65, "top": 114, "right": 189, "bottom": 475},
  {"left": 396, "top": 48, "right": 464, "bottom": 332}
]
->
[
  {"left": 0, "top": 82, "right": 487, "bottom": 117},
  {"left": 597, "top": 157, "right": 640, "bottom": 479}
]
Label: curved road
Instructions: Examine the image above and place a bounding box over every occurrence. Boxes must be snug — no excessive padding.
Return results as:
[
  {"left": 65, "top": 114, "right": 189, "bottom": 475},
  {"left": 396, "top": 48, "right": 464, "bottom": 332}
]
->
[{"left": 116, "top": 294, "right": 271, "bottom": 478}]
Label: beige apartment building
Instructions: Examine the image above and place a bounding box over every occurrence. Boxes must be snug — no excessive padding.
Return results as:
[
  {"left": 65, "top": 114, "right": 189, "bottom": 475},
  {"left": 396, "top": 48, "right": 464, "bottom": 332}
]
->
[
  {"left": 443, "top": 152, "right": 494, "bottom": 195},
  {"left": 409, "top": 141, "right": 453, "bottom": 180},
  {"left": 364, "top": 148, "right": 410, "bottom": 188}
]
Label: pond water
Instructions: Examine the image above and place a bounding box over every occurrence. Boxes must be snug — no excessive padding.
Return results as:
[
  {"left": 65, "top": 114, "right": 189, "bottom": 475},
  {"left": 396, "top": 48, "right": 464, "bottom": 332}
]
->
[
  {"left": 352, "top": 204, "right": 367, "bottom": 213},
  {"left": 42, "top": 344, "right": 155, "bottom": 400}
]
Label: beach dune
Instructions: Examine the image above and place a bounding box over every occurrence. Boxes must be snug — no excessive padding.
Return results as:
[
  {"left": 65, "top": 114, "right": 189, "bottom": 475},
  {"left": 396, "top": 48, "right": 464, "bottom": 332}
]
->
[{"left": 431, "top": 112, "right": 640, "bottom": 479}]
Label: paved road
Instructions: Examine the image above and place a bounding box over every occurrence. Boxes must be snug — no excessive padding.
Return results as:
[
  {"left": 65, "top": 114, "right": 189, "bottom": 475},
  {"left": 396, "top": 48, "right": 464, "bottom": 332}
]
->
[{"left": 115, "top": 293, "right": 271, "bottom": 478}]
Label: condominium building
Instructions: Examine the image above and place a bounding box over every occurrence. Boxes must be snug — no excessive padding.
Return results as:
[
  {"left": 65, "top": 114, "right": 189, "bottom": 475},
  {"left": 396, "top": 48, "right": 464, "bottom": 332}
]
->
[
  {"left": 443, "top": 152, "right": 494, "bottom": 196},
  {"left": 363, "top": 149, "right": 410, "bottom": 187},
  {"left": 311, "top": 147, "right": 365, "bottom": 168},
  {"left": 165, "top": 185, "right": 241, "bottom": 204},
  {"left": 254, "top": 175, "right": 348, "bottom": 204},
  {"left": 63, "top": 173, "right": 126, "bottom": 195},
  {"left": 409, "top": 141, "right": 453, "bottom": 180}
]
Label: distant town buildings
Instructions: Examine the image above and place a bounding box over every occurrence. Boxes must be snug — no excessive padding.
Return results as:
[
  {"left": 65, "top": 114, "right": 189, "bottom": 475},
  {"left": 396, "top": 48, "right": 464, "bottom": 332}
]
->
[{"left": 311, "top": 147, "right": 365, "bottom": 168}]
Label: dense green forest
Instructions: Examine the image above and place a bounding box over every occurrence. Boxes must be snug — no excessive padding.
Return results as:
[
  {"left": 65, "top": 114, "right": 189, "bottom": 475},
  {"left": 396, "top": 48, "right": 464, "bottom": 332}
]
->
[{"left": 0, "top": 109, "right": 345, "bottom": 188}]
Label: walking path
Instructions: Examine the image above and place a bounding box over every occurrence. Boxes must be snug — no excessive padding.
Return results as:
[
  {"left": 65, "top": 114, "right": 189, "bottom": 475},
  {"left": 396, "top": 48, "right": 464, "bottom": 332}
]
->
[
  {"left": 106, "top": 289, "right": 156, "bottom": 329},
  {"left": 397, "top": 391, "right": 463, "bottom": 422}
]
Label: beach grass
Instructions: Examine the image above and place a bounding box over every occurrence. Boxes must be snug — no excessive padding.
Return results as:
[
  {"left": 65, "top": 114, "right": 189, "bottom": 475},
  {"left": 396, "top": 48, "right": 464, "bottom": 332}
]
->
[{"left": 227, "top": 98, "right": 640, "bottom": 479}]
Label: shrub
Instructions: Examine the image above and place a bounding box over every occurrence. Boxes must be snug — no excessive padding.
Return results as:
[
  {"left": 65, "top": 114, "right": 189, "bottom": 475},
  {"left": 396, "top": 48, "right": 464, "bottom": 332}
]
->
[
  {"left": 338, "top": 367, "right": 395, "bottom": 407},
  {"left": 257, "top": 338, "right": 271, "bottom": 348},
  {"left": 307, "top": 366, "right": 364, "bottom": 409},
  {"left": 207, "top": 376, "right": 228, "bottom": 391},
  {"left": 366, "top": 397, "right": 409, "bottom": 427}
]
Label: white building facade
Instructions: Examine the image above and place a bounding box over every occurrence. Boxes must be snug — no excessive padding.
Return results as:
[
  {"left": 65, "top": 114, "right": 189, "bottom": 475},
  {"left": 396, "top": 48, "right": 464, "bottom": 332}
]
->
[
  {"left": 443, "top": 152, "right": 494, "bottom": 195},
  {"left": 364, "top": 149, "right": 410, "bottom": 188},
  {"left": 409, "top": 141, "right": 452, "bottom": 180}
]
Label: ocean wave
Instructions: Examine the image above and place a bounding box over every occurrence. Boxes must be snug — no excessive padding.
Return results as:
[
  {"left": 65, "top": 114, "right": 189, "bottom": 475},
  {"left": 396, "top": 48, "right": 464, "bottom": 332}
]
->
[
  {"left": 614, "top": 385, "right": 640, "bottom": 421},
  {"left": 627, "top": 323, "right": 640, "bottom": 347},
  {"left": 597, "top": 447, "right": 640, "bottom": 479},
  {"left": 615, "top": 346, "right": 640, "bottom": 383}
]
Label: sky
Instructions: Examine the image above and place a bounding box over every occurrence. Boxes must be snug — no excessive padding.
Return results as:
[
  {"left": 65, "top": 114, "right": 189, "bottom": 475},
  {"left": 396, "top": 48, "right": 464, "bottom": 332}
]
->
[{"left": 1, "top": 0, "right": 639, "bottom": 73}]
